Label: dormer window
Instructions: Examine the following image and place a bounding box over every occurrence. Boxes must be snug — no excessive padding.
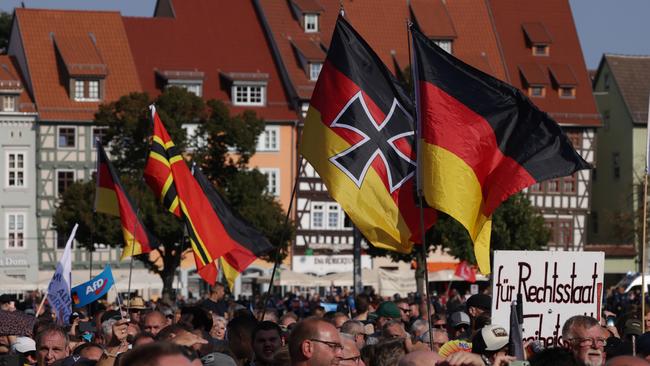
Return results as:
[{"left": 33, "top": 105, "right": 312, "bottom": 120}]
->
[
  {"left": 433, "top": 40, "right": 453, "bottom": 54},
  {"left": 157, "top": 70, "right": 205, "bottom": 97},
  {"left": 221, "top": 72, "right": 269, "bottom": 107},
  {"left": 1, "top": 95, "right": 16, "bottom": 112},
  {"left": 304, "top": 14, "right": 319, "bottom": 32},
  {"left": 233, "top": 84, "right": 265, "bottom": 106},
  {"left": 529, "top": 85, "right": 545, "bottom": 98},
  {"left": 522, "top": 22, "right": 552, "bottom": 57},
  {"left": 559, "top": 86, "right": 576, "bottom": 99},
  {"left": 533, "top": 44, "right": 549, "bottom": 56},
  {"left": 73, "top": 79, "right": 101, "bottom": 101},
  {"left": 309, "top": 62, "right": 322, "bottom": 81}
]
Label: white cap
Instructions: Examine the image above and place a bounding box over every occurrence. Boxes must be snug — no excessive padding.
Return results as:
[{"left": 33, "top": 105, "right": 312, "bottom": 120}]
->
[
  {"left": 11, "top": 337, "right": 36, "bottom": 354},
  {"left": 481, "top": 324, "right": 509, "bottom": 351}
]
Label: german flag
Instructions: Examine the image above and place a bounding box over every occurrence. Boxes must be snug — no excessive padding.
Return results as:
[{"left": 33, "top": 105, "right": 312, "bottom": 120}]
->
[
  {"left": 94, "top": 143, "right": 158, "bottom": 259},
  {"left": 143, "top": 106, "right": 237, "bottom": 284},
  {"left": 193, "top": 165, "right": 274, "bottom": 288},
  {"left": 301, "top": 17, "right": 435, "bottom": 254},
  {"left": 411, "top": 27, "right": 590, "bottom": 274}
]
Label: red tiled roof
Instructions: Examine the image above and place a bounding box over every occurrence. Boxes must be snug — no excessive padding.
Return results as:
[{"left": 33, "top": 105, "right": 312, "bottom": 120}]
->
[
  {"left": 123, "top": 0, "right": 296, "bottom": 121},
  {"left": 291, "top": 39, "right": 326, "bottom": 61},
  {"left": 257, "top": 0, "right": 507, "bottom": 104},
  {"left": 549, "top": 63, "right": 577, "bottom": 86},
  {"left": 489, "top": 0, "right": 601, "bottom": 127},
  {"left": 518, "top": 63, "right": 548, "bottom": 85},
  {"left": 291, "top": 0, "right": 325, "bottom": 13},
  {"left": 0, "top": 55, "right": 36, "bottom": 113},
  {"left": 14, "top": 8, "right": 142, "bottom": 121},
  {"left": 52, "top": 33, "right": 108, "bottom": 77},
  {"left": 410, "top": 0, "right": 457, "bottom": 39},
  {"left": 521, "top": 22, "right": 552, "bottom": 44}
]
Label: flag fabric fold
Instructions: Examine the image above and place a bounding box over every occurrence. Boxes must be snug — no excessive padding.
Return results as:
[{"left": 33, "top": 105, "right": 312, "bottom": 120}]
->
[
  {"left": 71, "top": 266, "right": 115, "bottom": 307},
  {"left": 95, "top": 143, "right": 158, "bottom": 260},
  {"left": 47, "top": 223, "right": 77, "bottom": 325},
  {"left": 193, "top": 165, "right": 274, "bottom": 288},
  {"left": 454, "top": 261, "right": 476, "bottom": 283},
  {"left": 144, "top": 106, "right": 241, "bottom": 285},
  {"left": 300, "top": 16, "right": 435, "bottom": 254},
  {"left": 411, "top": 27, "right": 590, "bottom": 274}
]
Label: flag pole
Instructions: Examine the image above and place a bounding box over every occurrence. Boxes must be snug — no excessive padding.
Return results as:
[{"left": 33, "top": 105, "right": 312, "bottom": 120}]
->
[
  {"left": 408, "top": 19, "right": 434, "bottom": 350},
  {"left": 124, "top": 107, "right": 158, "bottom": 307},
  {"left": 260, "top": 155, "right": 303, "bottom": 321},
  {"left": 125, "top": 207, "right": 141, "bottom": 306},
  {"left": 642, "top": 93, "right": 650, "bottom": 333}
]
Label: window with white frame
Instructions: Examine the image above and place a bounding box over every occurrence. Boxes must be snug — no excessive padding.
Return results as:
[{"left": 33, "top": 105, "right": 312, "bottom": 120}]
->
[
  {"left": 7, "top": 213, "right": 25, "bottom": 249},
  {"left": 6, "top": 152, "right": 25, "bottom": 188},
  {"left": 259, "top": 168, "right": 280, "bottom": 196},
  {"left": 327, "top": 203, "right": 339, "bottom": 229},
  {"left": 73, "top": 79, "right": 101, "bottom": 101},
  {"left": 309, "top": 62, "right": 322, "bottom": 81},
  {"left": 304, "top": 14, "right": 319, "bottom": 32},
  {"left": 1, "top": 95, "right": 16, "bottom": 111},
  {"left": 58, "top": 127, "right": 76, "bottom": 148},
  {"left": 311, "top": 203, "right": 324, "bottom": 229},
  {"left": 433, "top": 40, "right": 452, "bottom": 54},
  {"left": 232, "top": 84, "right": 265, "bottom": 106},
  {"left": 310, "top": 202, "right": 347, "bottom": 230},
  {"left": 57, "top": 170, "right": 75, "bottom": 195},
  {"left": 257, "top": 126, "right": 279, "bottom": 151}
]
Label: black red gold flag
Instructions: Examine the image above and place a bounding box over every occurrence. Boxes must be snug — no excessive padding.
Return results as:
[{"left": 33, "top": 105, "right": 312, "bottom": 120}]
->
[
  {"left": 193, "top": 166, "right": 274, "bottom": 288},
  {"left": 300, "top": 16, "right": 435, "bottom": 254},
  {"left": 411, "top": 26, "right": 590, "bottom": 273},
  {"left": 94, "top": 143, "right": 158, "bottom": 259},
  {"left": 143, "top": 106, "right": 238, "bottom": 284}
]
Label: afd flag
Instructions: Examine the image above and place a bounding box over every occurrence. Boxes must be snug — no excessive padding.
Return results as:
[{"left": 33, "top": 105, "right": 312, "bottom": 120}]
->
[
  {"left": 47, "top": 223, "right": 77, "bottom": 325},
  {"left": 71, "top": 266, "right": 115, "bottom": 307}
]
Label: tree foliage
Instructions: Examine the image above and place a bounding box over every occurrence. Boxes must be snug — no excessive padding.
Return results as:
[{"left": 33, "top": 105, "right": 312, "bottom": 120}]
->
[
  {"left": 366, "top": 193, "right": 550, "bottom": 267},
  {"left": 54, "top": 87, "right": 293, "bottom": 297},
  {"left": 0, "top": 12, "right": 11, "bottom": 53}
]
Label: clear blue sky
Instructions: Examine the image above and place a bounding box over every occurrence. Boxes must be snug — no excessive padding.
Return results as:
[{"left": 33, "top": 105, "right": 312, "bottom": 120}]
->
[{"left": 2, "top": 0, "right": 650, "bottom": 70}]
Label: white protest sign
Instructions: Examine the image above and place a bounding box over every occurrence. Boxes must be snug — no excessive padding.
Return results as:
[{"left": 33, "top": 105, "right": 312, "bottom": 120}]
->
[{"left": 491, "top": 250, "right": 604, "bottom": 348}]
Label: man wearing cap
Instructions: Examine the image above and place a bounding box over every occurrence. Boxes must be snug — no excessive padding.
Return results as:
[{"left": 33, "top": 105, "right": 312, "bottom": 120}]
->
[
  {"left": 562, "top": 315, "right": 606, "bottom": 366},
  {"left": 448, "top": 311, "right": 471, "bottom": 340},
  {"left": 127, "top": 297, "right": 147, "bottom": 324},
  {"left": 374, "top": 302, "right": 401, "bottom": 331},
  {"left": 11, "top": 336, "right": 37, "bottom": 365},
  {"left": 470, "top": 324, "right": 515, "bottom": 365}
]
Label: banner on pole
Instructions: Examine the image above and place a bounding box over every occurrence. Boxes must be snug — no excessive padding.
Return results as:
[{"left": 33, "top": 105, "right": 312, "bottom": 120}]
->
[
  {"left": 47, "top": 223, "right": 78, "bottom": 325},
  {"left": 71, "top": 266, "right": 115, "bottom": 307},
  {"left": 490, "top": 250, "right": 604, "bottom": 348}
]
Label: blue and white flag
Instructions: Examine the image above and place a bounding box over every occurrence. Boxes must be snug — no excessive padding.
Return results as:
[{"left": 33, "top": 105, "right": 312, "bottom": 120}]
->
[
  {"left": 71, "top": 266, "right": 115, "bottom": 307},
  {"left": 47, "top": 223, "right": 77, "bottom": 325}
]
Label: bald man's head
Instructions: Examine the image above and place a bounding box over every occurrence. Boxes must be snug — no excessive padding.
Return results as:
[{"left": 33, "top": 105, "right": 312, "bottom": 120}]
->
[{"left": 143, "top": 311, "right": 169, "bottom": 336}]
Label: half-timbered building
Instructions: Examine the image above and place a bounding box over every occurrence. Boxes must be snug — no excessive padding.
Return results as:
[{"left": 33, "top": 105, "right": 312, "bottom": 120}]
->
[
  {"left": 489, "top": 0, "right": 601, "bottom": 251},
  {"left": 8, "top": 9, "right": 143, "bottom": 272}
]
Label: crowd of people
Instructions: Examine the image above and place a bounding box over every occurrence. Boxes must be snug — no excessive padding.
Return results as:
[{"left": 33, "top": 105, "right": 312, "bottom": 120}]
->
[{"left": 1, "top": 282, "right": 650, "bottom": 366}]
